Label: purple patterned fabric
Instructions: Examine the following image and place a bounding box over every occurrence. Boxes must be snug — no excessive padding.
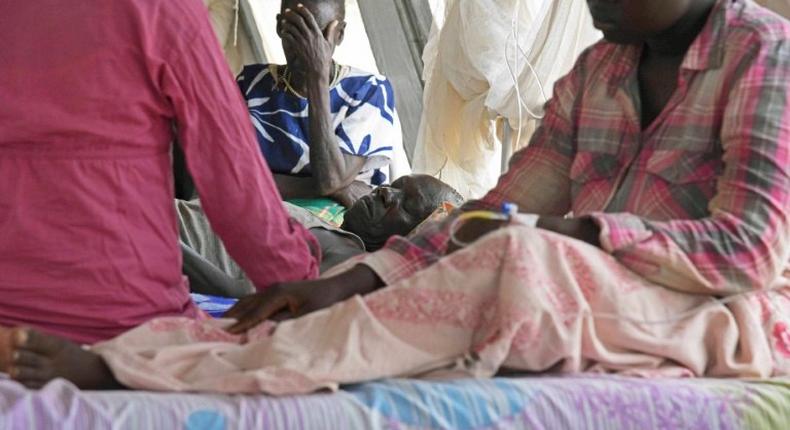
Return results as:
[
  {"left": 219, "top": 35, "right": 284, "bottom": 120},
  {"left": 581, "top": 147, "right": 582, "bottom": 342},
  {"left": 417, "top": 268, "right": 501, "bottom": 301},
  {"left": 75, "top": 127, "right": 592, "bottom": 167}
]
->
[{"left": 0, "top": 375, "right": 786, "bottom": 429}]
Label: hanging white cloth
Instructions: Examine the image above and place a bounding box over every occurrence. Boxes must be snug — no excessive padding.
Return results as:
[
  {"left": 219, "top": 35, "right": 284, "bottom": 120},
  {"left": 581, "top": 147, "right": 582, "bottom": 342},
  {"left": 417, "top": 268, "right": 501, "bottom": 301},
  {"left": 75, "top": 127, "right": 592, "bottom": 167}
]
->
[
  {"left": 413, "top": 0, "right": 600, "bottom": 198},
  {"left": 756, "top": 0, "right": 790, "bottom": 18},
  {"left": 204, "top": 0, "right": 257, "bottom": 75}
]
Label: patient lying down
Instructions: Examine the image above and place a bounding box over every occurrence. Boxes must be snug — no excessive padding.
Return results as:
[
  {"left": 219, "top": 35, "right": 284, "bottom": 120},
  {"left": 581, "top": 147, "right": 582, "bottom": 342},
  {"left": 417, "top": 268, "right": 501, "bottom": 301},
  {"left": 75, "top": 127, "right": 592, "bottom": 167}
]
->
[{"left": 181, "top": 174, "right": 464, "bottom": 298}]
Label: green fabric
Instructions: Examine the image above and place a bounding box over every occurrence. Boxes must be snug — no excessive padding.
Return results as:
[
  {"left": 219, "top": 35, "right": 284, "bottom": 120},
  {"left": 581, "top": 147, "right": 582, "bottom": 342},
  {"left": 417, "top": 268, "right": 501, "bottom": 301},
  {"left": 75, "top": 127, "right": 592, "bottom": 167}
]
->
[
  {"left": 739, "top": 378, "right": 790, "bottom": 429},
  {"left": 287, "top": 198, "right": 346, "bottom": 227}
]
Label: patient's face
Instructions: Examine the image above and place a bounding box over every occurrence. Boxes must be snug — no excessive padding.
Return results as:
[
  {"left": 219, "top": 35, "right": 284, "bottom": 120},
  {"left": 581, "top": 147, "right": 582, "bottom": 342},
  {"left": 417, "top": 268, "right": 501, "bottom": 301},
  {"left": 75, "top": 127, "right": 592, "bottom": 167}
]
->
[
  {"left": 586, "top": 0, "right": 696, "bottom": 43},
  {"left": 342, "top": 175, "right": 459, "bottom": 251}
]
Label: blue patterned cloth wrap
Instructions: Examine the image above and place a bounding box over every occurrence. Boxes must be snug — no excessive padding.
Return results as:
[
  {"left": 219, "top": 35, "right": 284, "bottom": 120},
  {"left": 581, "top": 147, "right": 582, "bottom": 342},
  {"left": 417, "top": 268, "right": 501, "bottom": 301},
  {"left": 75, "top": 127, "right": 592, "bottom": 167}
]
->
[{"left": 236, "top": 64, "right": 401, "bottom": 186}]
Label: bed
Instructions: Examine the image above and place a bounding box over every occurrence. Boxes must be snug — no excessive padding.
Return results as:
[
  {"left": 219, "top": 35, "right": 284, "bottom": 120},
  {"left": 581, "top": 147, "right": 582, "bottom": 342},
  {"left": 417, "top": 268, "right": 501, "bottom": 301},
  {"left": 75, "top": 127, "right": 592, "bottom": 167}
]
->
[{"left": 0, "top": 375, "right": 787, "bottom": 429}]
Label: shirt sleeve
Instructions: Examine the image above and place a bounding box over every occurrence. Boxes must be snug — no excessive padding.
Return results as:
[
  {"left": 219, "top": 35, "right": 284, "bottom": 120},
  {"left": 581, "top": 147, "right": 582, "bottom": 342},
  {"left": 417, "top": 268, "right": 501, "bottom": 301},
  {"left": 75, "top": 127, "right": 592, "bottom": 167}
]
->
[
  {"left": 335, "top": 77, "right": 401, "bottom": 168},
  {"left": 361, "top": 52, "right": 586, "bottom": 285},
  {"left": 236, "top": 64, "right": 257, "bottom": 95},
  {"left": 592, "top": 39, "right": 790, "bottom": 294},
  {"left": 158, "top": 6, "right": 320, "bottom": 290}
]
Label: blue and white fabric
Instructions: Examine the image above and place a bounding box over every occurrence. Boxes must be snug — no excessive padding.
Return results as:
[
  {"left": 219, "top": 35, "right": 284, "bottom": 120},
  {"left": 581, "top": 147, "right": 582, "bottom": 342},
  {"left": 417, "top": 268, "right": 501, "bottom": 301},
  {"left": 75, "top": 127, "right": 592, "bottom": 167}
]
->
[
  {"left": 190, "top": 293, "right": 237, "bottom": 318},
  {"left": 237, "top": 64, "right": 402, "bottom": 186}
]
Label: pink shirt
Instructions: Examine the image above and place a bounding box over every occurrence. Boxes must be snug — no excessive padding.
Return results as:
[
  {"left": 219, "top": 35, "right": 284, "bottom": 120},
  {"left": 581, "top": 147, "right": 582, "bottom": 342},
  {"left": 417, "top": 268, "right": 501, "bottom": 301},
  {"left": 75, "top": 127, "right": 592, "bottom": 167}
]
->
[{"left": 0, "top": 0, "right": 319, "bottom": 344}]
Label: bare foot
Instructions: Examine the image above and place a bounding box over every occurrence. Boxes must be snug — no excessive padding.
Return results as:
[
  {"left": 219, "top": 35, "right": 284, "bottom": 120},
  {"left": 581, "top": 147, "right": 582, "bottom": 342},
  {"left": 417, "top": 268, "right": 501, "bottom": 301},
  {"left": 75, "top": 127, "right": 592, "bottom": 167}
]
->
[{"left": 0, "top": 327, "right": 123, "bottom": 390}]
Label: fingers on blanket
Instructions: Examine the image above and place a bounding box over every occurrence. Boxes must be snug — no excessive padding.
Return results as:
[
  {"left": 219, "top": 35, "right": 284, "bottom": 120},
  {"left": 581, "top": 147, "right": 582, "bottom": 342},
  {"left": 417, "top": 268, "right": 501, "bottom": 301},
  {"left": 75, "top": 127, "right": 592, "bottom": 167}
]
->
[
  {"left": 226, "top": 295, "right": 296, "bottom": 334},
  {"left": 223, "top": 296, "right": 258, "bottom": 320},
  {"left": 0, "top": 327, "right": 56, "bottom": 387},
  {"left": 0, "top": 328, "right": 33, "bottom": 371},
  {"left": 0, "top": 326, "right": 13, "bottom": 371}
]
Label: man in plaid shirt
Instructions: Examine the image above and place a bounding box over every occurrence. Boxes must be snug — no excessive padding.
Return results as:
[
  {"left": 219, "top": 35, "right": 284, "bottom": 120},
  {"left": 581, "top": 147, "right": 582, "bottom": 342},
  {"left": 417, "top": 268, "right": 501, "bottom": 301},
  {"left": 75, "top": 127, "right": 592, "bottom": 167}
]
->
[{"left": 371, "top": 0, "right": 790, "bottom": 296}]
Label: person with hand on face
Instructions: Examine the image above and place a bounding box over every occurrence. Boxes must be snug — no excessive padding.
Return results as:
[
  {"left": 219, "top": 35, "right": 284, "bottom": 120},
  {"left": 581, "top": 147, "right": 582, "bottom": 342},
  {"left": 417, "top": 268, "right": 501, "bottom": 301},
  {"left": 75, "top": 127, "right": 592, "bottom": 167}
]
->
[{"left": 236, "top": 0, "right": 404, "bottom": 225}]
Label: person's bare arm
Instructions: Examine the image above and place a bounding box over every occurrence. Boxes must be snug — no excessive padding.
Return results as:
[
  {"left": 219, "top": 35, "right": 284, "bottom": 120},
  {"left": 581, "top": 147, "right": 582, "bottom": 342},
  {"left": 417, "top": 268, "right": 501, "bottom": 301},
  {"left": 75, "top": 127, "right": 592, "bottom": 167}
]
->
[
  {"left": 274, "top": 173, "right": 371, "bottom": 207},
  {"left": 181, "top": 242, "right": 254, "bottom": 299},
  {"left": 305, "top": 78, "right": 367, "bottom": 195},
  {"left": 310, "top": 228, "right": 366, "bottom": 273},
  {"left": 272, "top": 174, "right": 319, "bottom": 200},
  {"left": 225, "top": 264, "right": 382, "bottom": 333},
  {"left": 282, "top": 6, "right": 367, "bottom": 197},
  {"left": 328, "top": 181, "right": 372, "bottom": 208},
  {"left": 224, "top": 214, "right": 602, "bottom": 333}
]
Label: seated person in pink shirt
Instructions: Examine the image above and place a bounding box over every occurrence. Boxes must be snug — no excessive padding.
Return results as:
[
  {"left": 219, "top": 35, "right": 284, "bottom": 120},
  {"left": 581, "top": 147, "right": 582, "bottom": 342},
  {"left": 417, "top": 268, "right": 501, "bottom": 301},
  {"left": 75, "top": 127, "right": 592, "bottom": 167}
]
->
[
  {"left": 0, "top": 0, "right": 319, "bottom": 345},
  {"left": 1, "top": 0, "right": 788, "bottom": 391}
]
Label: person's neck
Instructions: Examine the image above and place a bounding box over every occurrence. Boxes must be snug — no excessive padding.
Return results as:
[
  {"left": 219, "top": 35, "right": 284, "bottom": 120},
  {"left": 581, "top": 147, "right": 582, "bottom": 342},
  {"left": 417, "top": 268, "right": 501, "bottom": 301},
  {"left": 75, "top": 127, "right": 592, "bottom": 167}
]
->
[
  {"left": 644, "top": 0, "right": 716, "bottom": 58},
  {"left": 347, "top": 229, "right": 386, "bottom": 252},
  {"left": 286, "top": 62, "right": 335, "bottom": 94}
]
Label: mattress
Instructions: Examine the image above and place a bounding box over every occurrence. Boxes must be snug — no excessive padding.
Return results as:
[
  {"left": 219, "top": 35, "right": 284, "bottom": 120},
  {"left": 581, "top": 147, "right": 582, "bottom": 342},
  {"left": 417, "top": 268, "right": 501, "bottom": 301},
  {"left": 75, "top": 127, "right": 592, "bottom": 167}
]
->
[{"left": 0, "top": 375, "right": 787, "bottom": 429}]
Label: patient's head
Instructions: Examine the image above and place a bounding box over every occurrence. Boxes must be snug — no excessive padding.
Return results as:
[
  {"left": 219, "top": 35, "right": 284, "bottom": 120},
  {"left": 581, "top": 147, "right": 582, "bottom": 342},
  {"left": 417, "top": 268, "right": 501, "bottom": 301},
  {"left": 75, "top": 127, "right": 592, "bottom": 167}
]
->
[
  {"left": 342, "top": 175, "right": 464, "bottom": 251},
  {"left": 277, "top": 0, "right": 346, "bottom": 67},
  {"left": 586, "top": 0, "right": 712, "bottom": 44}
]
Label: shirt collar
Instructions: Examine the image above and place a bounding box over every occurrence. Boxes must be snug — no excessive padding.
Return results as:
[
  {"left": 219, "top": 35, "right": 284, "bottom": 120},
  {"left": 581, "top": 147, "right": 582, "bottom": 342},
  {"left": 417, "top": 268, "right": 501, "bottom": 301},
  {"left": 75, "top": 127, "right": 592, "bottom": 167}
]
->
[
  {"left": 606, "top": 0, "right": 729, "bottom": 92},
  {"left": 681, "top": 0, "right": 728, "bottom": 71}
]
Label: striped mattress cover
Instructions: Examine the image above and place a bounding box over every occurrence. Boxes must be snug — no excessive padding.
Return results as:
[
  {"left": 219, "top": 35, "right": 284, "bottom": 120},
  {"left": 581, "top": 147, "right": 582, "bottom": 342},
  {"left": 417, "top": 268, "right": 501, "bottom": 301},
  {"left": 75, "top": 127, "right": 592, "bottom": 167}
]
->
[{"left": 0, "top": 374, "right": 787, "bottom": 429}]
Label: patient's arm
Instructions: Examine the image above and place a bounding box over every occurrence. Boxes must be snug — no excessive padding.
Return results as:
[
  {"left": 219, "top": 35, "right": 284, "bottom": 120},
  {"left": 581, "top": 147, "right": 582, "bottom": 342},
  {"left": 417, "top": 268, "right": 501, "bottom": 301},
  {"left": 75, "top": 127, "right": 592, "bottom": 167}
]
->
[
  {"left": 226, "top": 264, "right": 382, "bottom": 333},
  {"left": 274, "top": 174, "right": 372, "bottom": 207},
  {"left": 327, "top": 181, "right": 373, "bottom": 208},
  {"left": 310, "top": 228, "right": 365, "bottom": 273},
  {"left": 181, "top": 242, "right": 253, "bottom": 299},
  {"left": 272, "top": 174, "right": 318, "bottom": 200}
]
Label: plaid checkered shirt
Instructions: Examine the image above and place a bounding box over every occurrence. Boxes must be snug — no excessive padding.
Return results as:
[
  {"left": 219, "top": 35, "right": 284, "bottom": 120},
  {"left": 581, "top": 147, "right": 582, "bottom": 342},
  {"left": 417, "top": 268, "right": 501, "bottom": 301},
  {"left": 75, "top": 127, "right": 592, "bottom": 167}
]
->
[{"left": 360, "top": 0, "right": 790, "bottom": 295}]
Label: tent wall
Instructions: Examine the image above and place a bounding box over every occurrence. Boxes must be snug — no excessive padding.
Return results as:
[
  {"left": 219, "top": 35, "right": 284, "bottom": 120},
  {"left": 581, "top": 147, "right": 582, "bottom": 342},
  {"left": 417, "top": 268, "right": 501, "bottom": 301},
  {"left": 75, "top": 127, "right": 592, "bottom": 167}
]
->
[
  {"left": 239, "top": 0, "right": 267, "bottom": 64},
  {"left": 358, "top": 0, "right": 434, "bottom": 160}
]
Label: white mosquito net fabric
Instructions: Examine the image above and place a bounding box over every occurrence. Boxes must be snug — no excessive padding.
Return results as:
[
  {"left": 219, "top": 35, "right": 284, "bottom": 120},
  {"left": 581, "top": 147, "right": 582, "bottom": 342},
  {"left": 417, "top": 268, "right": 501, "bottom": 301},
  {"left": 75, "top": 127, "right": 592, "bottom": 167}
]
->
[
  {"left": 756, "top": 0, "right": 790, "bottom": 18},
  {"left": 414, "top": 0, "right": 600, "bottom": 198}
]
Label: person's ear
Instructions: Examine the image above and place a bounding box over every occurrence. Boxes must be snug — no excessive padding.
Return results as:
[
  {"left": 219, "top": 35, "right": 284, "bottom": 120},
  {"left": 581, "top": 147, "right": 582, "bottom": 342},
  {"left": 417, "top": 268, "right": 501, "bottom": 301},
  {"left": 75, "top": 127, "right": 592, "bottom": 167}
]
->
[
  {"left": 335, "top": 21, "right": 347, "bottom": 46},
  {"left": 325, "top": 21, "right": 346, "bottom": 46}
]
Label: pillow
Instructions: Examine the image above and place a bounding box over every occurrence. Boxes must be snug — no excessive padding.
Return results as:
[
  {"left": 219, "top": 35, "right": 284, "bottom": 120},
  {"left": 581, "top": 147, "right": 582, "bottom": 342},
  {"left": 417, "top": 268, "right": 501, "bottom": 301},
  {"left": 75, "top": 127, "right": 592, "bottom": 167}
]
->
[{"left": 407, "top": 201, "right": 459, "bottom": 238}]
